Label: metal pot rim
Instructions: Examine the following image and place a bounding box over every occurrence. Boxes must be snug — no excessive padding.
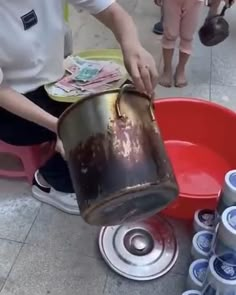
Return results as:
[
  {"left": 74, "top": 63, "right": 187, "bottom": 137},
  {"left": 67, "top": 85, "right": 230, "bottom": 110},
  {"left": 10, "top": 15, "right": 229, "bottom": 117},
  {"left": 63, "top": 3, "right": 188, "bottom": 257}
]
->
[{"left": 57, "top": 86, "right": 150, "bottom": 138}]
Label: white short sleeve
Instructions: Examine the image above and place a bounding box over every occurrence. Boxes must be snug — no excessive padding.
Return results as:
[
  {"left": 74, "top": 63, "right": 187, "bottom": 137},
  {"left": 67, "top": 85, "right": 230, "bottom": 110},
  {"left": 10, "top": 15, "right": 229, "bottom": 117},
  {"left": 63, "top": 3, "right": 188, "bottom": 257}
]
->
[
  {"left": 69, "top": 0, "right": 115, "bottom": 15},
  {"left": 0, "top": 68, "right": 3, "bottom": 86}
]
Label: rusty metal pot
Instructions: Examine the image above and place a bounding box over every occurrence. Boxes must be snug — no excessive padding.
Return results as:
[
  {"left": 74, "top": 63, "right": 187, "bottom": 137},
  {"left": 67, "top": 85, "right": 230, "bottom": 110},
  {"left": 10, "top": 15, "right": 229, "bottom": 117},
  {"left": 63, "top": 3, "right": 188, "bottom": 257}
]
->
[{"left": 58, "top": 84, "right": 179, "bottom": 226}]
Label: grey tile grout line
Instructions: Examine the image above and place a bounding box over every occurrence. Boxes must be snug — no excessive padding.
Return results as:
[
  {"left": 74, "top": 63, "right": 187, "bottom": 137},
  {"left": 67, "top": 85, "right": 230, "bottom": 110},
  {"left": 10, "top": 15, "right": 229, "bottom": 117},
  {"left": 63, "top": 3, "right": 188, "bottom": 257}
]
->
[
  {"left": 20, "top": 204, "right": 42, "bottom": 243},
  {"left": 133, "top": 0, "right": 139, "bottom": 11},
  {"left": 19, "top": 237, "right": 104, "bottom": 262},
  {"left": 0, "top": 237, "right": 25, "bottom": 245},
  {"left": 29, "top": 242, "right": 105, "bottom": 264},
  {"left": 102, "top": 273, "right": 109, "bottom": 295},
  {"left": 0, "top": 204, "right": 42, "bottom": 293}
]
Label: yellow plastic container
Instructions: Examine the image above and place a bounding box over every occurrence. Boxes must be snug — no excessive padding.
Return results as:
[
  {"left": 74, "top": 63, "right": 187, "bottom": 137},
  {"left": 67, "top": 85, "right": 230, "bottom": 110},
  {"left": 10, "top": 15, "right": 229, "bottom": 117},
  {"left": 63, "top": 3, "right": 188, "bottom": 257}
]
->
[{"left": 64, "top": 3, "right": 69, "bottom": 22}]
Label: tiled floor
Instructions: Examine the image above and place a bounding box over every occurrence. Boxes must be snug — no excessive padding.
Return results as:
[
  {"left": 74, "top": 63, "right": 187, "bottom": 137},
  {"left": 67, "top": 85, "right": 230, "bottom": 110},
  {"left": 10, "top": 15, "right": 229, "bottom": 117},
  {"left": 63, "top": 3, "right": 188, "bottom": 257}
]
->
[
  {"left": 1, "top": 1, "right": 236, "bottom": 294},
  {"left": 0, "top": 185, "right": 192, "bottom": 295}
]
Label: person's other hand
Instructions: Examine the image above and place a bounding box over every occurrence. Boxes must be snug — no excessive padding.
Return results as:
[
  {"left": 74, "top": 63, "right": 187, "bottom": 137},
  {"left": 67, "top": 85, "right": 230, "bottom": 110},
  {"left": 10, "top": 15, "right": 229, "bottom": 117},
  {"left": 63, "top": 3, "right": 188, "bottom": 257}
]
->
[
  {"left": 55, "top": 137, "right": 66, "bottom": 159},
  {"left": 122, "top": 44, "right": 158, "bottom": 95},
  {"left": 154, "top": 0, "right": 163, "bottom": 6}
]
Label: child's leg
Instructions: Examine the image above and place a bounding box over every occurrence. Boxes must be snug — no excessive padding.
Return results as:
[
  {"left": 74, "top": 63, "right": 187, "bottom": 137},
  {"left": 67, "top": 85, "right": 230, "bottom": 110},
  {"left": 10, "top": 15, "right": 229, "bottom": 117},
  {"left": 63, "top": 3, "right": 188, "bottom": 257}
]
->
[
  {"left": 159, "top": 0, "right": 182, "bottom": 87},
  {"left": 160, "top": 48, "right": 174, "bottom": 87},
  {"left": 175, "top": 0, "right": 203, "bottom": 87},
  {"left": 175, "top": 51, "right": 190, "bottom": 87}
]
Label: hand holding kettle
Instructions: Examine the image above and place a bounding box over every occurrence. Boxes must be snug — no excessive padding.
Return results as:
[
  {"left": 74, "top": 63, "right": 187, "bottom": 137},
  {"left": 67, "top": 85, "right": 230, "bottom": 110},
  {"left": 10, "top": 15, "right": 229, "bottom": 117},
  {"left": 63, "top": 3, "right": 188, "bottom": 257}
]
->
[
  {"left": 225, "top": 0, "right": 235, "bottom": 7},
  {"left": 199, "top": 0, "right": 234, "bottom": 46},
  {"left": 154, "top": 0, "right": 163, "bottom": 6}
]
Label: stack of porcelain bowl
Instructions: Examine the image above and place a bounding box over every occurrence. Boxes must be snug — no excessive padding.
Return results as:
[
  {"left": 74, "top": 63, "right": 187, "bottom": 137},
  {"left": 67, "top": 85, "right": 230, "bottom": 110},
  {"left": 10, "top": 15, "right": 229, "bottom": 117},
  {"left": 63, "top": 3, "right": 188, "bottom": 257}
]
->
[{"left": 182, "top": 170, "right": 236, "bottom": 295}]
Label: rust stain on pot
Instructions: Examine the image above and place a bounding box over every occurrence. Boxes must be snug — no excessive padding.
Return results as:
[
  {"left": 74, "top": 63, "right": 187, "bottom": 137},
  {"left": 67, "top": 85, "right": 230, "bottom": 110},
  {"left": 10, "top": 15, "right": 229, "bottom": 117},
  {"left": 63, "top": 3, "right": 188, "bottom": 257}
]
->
[{"left": 68, "top": 117, "right": 176, "bottom": 205}]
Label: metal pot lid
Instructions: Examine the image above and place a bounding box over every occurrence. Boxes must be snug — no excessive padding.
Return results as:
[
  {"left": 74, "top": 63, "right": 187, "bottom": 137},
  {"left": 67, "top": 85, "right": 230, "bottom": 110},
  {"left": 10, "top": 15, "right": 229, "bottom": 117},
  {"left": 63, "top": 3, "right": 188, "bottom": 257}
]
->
[{"left": 98, "top": 215, "right": 179, "bottom": 281}]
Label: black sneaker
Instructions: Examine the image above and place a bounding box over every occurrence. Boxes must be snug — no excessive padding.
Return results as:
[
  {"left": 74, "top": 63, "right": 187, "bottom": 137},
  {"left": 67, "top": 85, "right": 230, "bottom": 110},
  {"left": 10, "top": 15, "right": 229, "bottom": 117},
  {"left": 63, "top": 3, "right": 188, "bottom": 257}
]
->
[
  {"left": 153, "top": 21, "right": 164, "bottom": 35},
  {"left": 32, "top": 170, "right": 80, "bottom": 215}
]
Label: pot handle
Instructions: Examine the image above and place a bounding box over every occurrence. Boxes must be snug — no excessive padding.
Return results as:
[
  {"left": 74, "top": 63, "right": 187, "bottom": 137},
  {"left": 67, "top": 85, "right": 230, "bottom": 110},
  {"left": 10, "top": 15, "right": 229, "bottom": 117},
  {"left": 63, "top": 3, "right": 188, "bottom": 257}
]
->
[{"left": 115, "top": 84, "right": 156, "bottom": 121}]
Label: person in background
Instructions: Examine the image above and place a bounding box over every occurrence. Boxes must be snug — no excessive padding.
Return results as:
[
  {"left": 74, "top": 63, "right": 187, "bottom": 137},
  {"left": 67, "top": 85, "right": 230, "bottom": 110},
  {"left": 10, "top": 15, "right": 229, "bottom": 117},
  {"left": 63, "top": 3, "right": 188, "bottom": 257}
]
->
[
  {"left": 0, "top": 0, "right": 158, "bottom": 215},
  {"left": 64, "top": 4, "right": 73, "bottom": 58},
  {"left": 64, "top": 24, "right": 73, "bottom": 58},
  {"left": 155, "top": 0, "right": 204, "bottom": 88},
  {"left": 153, "top": 5, "right": 164, "bottom": 35}
]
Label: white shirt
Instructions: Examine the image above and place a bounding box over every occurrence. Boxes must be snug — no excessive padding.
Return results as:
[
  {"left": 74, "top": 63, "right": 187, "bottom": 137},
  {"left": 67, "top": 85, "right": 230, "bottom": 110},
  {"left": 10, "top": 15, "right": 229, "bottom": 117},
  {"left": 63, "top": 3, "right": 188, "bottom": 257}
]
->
[{"left": 0, "top": 0, "right": 114, "bottom": 94}]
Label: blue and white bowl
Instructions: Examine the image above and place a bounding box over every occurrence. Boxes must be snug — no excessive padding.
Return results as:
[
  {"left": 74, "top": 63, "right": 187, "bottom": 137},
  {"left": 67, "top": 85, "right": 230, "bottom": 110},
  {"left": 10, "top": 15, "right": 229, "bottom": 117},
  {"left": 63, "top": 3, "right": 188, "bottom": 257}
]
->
[
  {"left": 202, "top": 253, "right": 236, "bottom": 295},
  {"left": 194, "top": 209, "right": 215, "bottom": 233},
  {"left": 216, "top": 170, "right": 236, "bottom": 222},
  {"left": 191, "top": 230, "right": 214, "bottom": 260},
  {"left": 187, "top": 259, "right": 209, "bottom": 290},
  {"left": 182, "top": 291, "right": 201, "bottom": 295},
  {"left": 213, "top": 206, "right": 236, "bottom": 257}
]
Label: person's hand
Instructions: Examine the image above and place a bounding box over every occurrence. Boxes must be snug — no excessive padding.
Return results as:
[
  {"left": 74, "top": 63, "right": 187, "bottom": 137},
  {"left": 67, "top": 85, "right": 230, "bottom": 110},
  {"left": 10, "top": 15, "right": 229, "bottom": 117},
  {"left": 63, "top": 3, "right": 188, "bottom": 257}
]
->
[
  {"left": 122, "top": 44, "right": 158, "bottom": 95},
  {"left": 154, "top": 0, "right": 163, "bottom": 6},
  {"left": 225, "top": 0, "right": 235, "bottom": 6},
  {"left": 55, "top": 137, "right": 66, "bottom": 159}
]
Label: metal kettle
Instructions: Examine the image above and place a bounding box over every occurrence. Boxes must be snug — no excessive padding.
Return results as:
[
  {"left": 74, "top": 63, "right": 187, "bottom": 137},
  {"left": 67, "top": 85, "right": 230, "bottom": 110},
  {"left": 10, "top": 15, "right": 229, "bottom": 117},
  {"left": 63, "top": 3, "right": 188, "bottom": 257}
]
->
[{"left": 199, "top": 1, "right": 233, "bottom": 47}]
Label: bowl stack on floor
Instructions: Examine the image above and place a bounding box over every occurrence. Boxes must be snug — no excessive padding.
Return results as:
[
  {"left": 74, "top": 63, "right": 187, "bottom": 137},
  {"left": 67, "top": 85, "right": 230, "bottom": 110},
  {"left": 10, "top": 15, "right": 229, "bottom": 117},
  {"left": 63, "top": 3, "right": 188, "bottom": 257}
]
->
[{"left": 182, "top": 170, "right": 236, "bottom": 295}]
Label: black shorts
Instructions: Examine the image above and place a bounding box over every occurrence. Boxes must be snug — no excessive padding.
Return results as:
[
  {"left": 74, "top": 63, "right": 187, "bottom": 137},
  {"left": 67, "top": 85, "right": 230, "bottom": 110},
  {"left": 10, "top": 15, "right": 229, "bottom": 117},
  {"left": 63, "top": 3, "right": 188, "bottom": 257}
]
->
[{"left": 0, "top": 86, "right": 73, "bottom": 192}]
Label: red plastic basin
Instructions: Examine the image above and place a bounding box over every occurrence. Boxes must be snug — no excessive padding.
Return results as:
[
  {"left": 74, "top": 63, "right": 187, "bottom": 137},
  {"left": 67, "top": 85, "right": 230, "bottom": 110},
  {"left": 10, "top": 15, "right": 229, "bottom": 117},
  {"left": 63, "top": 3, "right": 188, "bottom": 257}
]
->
[{"left": 154, "top": 98, "right": 236, "bottom": 219}]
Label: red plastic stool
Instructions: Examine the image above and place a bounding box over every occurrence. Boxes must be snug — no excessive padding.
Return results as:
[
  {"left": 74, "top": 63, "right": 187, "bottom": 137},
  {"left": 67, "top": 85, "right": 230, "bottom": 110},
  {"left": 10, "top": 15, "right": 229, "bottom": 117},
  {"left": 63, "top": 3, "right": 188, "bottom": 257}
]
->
[{"left": 0, "top": 141, "right": 54, "bottom": 183}]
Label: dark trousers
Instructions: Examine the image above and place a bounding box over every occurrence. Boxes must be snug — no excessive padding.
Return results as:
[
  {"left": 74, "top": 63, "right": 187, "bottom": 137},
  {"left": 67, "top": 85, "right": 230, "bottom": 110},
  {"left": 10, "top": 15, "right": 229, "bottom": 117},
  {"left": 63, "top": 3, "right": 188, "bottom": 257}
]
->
[
  {"left": 0, "top": 87, "right": 74, "bottom": 193},
  {"left": 161, "top": 6, "right": 164, "bottom": 22}
]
